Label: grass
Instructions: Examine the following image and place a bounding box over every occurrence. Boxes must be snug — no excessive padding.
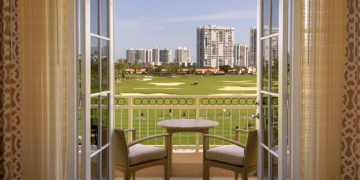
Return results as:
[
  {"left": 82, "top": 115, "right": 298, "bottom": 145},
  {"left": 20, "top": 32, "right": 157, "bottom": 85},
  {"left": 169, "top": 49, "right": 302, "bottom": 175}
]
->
[
  {"left": 115, "top": 74, "right": 257, "bottom": 95},
  {"left": 112, "top": 74, "right": 258, "bottom": 145}
]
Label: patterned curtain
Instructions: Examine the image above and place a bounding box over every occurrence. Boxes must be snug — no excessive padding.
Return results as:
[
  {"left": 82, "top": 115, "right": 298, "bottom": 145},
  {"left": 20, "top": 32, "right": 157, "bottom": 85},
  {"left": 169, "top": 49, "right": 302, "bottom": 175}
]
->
[
  {"left": 300, "top": 0, "right": 346, "bottom": 179},
  {"left": 19, "top": 0, "right": 68, "bottom": 179},
  {"left": 341, "top": 0, "right": 360, "bottom": 179},
  {"left": 0, "top": 0, "right": 22, "bottom": 179}
]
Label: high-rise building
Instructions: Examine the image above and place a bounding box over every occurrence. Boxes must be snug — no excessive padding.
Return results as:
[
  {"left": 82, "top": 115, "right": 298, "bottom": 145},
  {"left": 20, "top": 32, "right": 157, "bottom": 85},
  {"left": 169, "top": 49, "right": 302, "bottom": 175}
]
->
[
  {"left": 126, "top": 48, "right": 146, "bottom": 62},
  {"left": 197, "top": 25, "right": 235, "bottom": 68},
  {"left": 152, "top": 47, "right": 160, "bottom": 65},
  {"left": 249, "top": 27, "right": 257, "bottom": 67},
  {"left": 175, "top": 47, "right": 191, "bottom": 64},
  {"left": 234, "top": 44, "right": 249, "bottom": 67},
  {"left": 159, "top": 48, "right": 172, "bottom": 63},
  {"left": 263, "top": 26, "right": 279, "bottom": 66},
  {"left": 146, "top": 49, "right": 152, "bottom": 63},
  {"left": 126, "top": 48, "right": 136, "bottom": 62},
  {"left": 137, "top": 48, "right": 146, "bottom": 63}
]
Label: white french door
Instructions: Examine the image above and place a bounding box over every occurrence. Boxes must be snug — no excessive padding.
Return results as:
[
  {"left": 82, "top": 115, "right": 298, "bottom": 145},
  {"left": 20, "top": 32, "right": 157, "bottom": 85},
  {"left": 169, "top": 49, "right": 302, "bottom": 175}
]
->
[
  {"left": 257, "top": 0, "right": 288, "bottom": 179},
  {"left": 81, "top": 0, "right": 114, "bottom": 179}
]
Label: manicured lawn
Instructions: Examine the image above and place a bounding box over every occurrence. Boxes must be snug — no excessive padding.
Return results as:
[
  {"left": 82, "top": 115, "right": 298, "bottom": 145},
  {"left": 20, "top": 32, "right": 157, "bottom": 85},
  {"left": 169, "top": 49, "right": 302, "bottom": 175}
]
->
[
  {"left": 112, "top": 74, "right": 258, "bottom": 145},
  {"left": 115, "top": 74, "right": 257, "bottom": 95},
  {"left": 80, "top": 74, "right": 259, "bottom": 146}
]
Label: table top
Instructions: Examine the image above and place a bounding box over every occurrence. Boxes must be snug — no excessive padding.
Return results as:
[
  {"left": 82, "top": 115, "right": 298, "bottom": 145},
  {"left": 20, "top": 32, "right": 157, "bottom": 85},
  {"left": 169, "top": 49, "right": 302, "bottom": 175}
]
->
[{"left": 157, "top": 119, "right": 218, "bottom": 129}]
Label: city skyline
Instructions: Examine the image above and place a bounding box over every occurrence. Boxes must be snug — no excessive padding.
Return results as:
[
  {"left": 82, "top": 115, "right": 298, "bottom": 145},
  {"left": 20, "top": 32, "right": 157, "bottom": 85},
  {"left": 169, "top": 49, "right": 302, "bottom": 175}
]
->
[{"left": 114, "top": 0, "right": 257, "bottom": 61}]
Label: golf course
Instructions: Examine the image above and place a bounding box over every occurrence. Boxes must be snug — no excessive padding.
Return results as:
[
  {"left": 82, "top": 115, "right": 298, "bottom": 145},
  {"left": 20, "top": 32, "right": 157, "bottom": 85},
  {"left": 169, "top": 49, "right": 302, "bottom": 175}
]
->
[{"left": 113, "top": 74, "right": 258, "bottom": 145}]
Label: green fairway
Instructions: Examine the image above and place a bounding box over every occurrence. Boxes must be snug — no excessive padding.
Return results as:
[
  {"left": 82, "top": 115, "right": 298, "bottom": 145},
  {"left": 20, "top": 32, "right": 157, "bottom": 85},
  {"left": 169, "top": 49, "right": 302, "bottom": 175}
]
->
[
  {"left": 111, "top": 74, "right": 258, "bottom": 145},
  {"left": 115, "top": 74, "right": 257, "bottom": 95},
  {"left": 81, "top": 74, "right": 260, "bottom": 146}
]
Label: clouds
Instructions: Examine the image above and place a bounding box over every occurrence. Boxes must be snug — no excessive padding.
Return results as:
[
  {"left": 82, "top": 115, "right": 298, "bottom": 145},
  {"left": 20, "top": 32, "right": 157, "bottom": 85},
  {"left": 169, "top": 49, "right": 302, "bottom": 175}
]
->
[
  {"left": 156, "top": 9, "right": 257, "bottom": 23},
  {"left": 115, "top": 9, "right": 257, "bottom": 30},
  {"left": 116, "top": 20, "right": 142, "bottom": 29}
]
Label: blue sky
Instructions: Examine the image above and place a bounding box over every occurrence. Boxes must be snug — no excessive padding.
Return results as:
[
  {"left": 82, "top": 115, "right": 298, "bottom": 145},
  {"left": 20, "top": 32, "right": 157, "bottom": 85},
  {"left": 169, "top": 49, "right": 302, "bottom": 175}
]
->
[{"left": 114, "top": 0, "right": 257, "bottom": 61}]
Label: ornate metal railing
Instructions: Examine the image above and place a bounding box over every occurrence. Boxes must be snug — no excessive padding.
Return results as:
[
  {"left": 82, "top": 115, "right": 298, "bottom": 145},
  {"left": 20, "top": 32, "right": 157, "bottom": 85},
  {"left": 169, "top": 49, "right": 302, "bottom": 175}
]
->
[{"left": 114, "top": 95, "right": 260, "bottom": 152}]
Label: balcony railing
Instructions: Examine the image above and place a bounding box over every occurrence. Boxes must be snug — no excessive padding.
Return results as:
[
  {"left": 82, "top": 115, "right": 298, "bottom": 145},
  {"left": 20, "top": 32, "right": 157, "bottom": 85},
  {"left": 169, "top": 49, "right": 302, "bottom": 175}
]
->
[{"left": 114, "top": 95, "right": 259, "bottom": 152}]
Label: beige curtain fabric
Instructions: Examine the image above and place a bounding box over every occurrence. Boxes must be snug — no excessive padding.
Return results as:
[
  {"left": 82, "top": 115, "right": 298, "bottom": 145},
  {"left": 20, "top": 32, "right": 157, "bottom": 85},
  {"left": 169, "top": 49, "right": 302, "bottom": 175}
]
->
[
  {"left": 341, "top": 0, "right": 360, "bottom": 179},
  {"left": 300, "top": 0, "right": 346, "bottom": 179},
  {"left": 20, "top": 0, "right": 68, "bottom": 179},
  {"left": 0, "top": 0, "right": 22, "bottom": 179}
]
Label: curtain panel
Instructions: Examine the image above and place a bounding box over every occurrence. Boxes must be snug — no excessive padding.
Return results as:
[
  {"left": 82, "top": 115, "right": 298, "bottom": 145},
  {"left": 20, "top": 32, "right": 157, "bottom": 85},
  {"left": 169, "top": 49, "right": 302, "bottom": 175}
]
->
[
  {"left": 341, "top": 0, "right": 360, "bottom": 179},
  {"left": 20, "top": 0, "right": 68, "bottom": 179},
  {"left": 300, "top": 0, "right": 346, "bottom": 179},
  {"left": 0, "top": 0, "right": 22, "bottom": 179}
]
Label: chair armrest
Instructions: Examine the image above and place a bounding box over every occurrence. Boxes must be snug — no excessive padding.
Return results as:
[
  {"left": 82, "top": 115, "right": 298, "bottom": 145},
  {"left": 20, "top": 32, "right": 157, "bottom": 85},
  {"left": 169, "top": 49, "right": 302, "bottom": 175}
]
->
[
  {"left": 235, "top": 129, "right": 249, "bottom": 133},
  {"left": 124, "top": 128, "right": 136, "bottom": 141},
  {"left": 128, "top": 133, "right": 169, "bottom": 148},
  {"left": 235, "top": 129, "right": 249, "bottom": 141},
  {"left": 203, "top": 134, "right": 246, "bottom": 149}
]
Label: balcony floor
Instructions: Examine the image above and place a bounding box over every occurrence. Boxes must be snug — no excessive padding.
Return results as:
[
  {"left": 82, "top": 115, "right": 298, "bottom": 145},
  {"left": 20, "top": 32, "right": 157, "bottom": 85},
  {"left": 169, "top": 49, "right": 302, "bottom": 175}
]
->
[
  {"left": 116, "top": 177, "right": 257, "bottom": 180},
  {"left": 115, "top": 152, "right": 257, "bottom": 180}
]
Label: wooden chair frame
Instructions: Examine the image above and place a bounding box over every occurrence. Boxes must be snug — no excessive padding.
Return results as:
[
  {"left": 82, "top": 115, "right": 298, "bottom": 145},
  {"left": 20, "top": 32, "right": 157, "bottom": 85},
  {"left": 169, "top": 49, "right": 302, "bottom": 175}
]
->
[
  {"left": 203, "top": 129, "right": 258, "bottom": 180},
  {"left": 115, "top": 129, "right": 170, "bottom": 180}
]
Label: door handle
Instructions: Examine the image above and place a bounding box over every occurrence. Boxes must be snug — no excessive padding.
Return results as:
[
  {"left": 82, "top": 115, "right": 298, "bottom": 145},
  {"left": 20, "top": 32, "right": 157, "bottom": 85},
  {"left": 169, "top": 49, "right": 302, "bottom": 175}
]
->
[{"left": 252, "top": 113, "right": 259, "bottom": 119}]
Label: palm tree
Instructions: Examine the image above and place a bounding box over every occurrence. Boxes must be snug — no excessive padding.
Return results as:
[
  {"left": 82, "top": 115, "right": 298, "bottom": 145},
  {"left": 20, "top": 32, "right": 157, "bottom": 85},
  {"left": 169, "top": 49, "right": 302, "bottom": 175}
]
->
[{"left": 114, "top": 59, "right": 129, "bottom": 83}]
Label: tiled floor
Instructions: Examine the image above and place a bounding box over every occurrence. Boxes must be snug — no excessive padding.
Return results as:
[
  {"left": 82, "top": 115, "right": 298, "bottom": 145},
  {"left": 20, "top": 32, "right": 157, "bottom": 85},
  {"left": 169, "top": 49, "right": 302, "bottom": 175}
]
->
[
  {"left": 115, "top": 177, "right": 257, "bottom": 180},
  {"left": 114, "top": 153, "right": 258, "bottom": 180}
]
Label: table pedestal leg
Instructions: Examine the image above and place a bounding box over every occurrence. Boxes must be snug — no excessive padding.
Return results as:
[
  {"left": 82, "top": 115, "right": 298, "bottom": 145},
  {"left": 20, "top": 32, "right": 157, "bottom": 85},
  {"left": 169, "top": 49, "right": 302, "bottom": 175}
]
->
[{"left": 168, "top": 132, "right": 173, "bottom": 176}]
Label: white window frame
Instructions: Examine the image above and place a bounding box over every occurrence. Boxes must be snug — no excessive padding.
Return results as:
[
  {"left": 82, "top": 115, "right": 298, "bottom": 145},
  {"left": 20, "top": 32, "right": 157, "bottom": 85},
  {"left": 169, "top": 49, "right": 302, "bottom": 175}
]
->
[{"left": 67, "top": 0, "right": 114, "bottom": 179}]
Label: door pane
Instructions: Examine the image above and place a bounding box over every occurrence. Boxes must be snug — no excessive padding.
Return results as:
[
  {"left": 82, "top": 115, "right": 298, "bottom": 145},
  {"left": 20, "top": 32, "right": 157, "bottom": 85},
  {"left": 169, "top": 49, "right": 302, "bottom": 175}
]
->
[
  {"left": 91, "top": 38, "right": 100, "bottom": 93},
  {"left": 262, "top": 39, "right": 270, "bottom": 91},
  {"left": 101, "top": 0, "right": 109, "bottom": 37},
  {"left": 91, "top": 96, "right": 100, "bottom": 148},
  {"left": 263, "top": 150, "right": 280, "bottom": 180},
  {"left": 263, "top": 0, "right": 270, "bottom": 36},
  {"left": 101, "top": 94, "right": 109, "bottom": 146},
  {"left": 101, "top": 148, "right": 109, "bottom": 180},
  {"left": 101, "top": 40, "right": 109, "bottom": 91},
  {"left": 91, "top": 0, "right": 99, "bottom": 35},
  {"left": 270, "top": 37, "right": 279, "bottom": 93},
  {"left": 262, "top": 95, "right": 269, "bottom": 146},
  {"left": 271, "top": 0, "right": 279, "bottom": 35},
  {"left": 270, "top": 97, "right": 279, "bottom": 150},
  {"left": 91, "top": 154, "right": 99, "bottom": 180}
]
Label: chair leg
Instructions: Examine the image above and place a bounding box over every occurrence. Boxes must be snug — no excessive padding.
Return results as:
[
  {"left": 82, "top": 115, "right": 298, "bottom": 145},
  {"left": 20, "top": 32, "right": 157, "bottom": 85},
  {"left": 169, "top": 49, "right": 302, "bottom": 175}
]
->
[
  {"left": 124, "top": 172, "right": 131, "bottom": 180},
  {"left": 241, "top": 171, "right": 248, "bottom": 180},
  {"left": 164, "top": 164, "right": 170, "bottom": 180},
  {"left": 203, "top": 164, "right": 209, "bottom": 180},
  {"left": 132, "top": 172, "right": 135, "bottom": 180},
  {"left": 235, "top": 172, "right": 238, "bottom": 180}
]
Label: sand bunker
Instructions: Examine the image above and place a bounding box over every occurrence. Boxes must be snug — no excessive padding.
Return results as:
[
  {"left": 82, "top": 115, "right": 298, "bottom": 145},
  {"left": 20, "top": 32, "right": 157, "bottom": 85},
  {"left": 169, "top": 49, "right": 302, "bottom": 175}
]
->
[
  {"left": 134, "top": 88, "right": 182, "bottom": 90},
  {"left": 120, "top": 93, "right": 170, "bottom": 96},
  {"left": 141, "top": 78, "right": 152, "bottom": 81},
  {"left": 209, "top": 93, "right": 257, "bottom": 96},
  {"left": 149, "top": 83, "right": 184, "bottom": 86},
  {"left": 218, "top": 86, "right": 257, "bottom": 91},
  {"left": 222, "top": 81, "right": 253, "bottom": 83}
]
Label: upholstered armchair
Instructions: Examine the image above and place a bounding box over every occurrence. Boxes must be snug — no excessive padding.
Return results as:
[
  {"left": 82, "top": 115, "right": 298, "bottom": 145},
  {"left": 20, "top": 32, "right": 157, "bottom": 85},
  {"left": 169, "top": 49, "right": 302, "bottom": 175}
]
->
[
  {"left": 203, "top": 129, "right": 257, "bottom": 180},
  {"left": 115, "top": 129, "right": 170, "bottom": 180}
]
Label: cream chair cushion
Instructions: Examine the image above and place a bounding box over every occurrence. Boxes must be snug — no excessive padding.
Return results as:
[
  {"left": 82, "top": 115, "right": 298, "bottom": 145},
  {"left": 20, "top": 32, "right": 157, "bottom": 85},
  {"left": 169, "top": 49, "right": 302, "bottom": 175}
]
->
[
  {"left": 129, "top": 144, "right": 167, "bottom": 165},
  {"left": 205, "top": 145, "right": 245, "bottom": 166}
]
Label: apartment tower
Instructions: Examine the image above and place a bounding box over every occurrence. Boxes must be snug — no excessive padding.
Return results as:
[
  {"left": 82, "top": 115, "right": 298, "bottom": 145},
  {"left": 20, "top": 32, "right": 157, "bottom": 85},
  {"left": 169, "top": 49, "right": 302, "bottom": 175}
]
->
[
  {"left": 159, "top": 48, "right": 172, "bottom": 63},
  {"left": 234, "top": 44, "right": 249, "bottom": 67},
  {"left": 152, "top": 47, "right": 160, "bottom": 65},
  {"left": 249, "top": 27, "right": 257, "bottom": 67},
  {"left": 197, "top": 25, "right": 235, "bottom": 68},
  {"left": 126, "top": 48, "right": 146, "bottom": 62},
  {"left": 175, "top": 47, "right": 191, "bottom": 64}
]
